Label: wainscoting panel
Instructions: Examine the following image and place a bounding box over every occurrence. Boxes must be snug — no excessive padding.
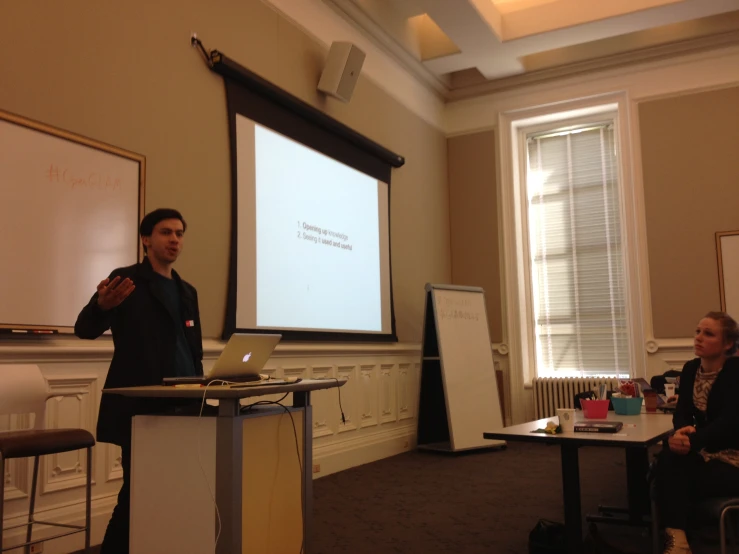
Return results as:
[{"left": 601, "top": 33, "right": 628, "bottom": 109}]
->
[
  {"left": 359, "top": 364, "right": 379, "bottom": 429},
  {"left": 42, "top": 376, "right": 97, "bottom": 494},
  {"left": 105, "top": 443, "right": 123, "bottom": 483},
  {"left": 493, "top": 351, "right": 512, "bottom": 427},
  {"left": 380, "top": 364, "right": 397, "bottom": 424},
  {"left": 310, "top": 365, "right": 335, "bottom": 439},
  {"left": 647, "top": 343, "right": 695, "bottom": 375},
  {"left": 397, "top": 363, "right": 415, "bottom": 422},
  {"left": 1, "top": 415, "right": 31, "bottom": 504},
  {"left": 336, "top": 365, "right": 358, "bottom": 433},
  {"left": 0, "top": 339, "right": 422, "bottom": 553}
]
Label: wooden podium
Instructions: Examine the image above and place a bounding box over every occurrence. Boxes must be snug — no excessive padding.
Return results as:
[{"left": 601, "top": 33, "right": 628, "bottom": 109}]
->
[{"left": 104, "top": 379, "right": 344, "bottom": 554}]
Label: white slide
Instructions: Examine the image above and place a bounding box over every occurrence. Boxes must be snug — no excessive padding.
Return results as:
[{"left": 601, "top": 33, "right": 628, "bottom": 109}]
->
[{"left": 234, "top": 115, "right": 391, "bottom": 335}]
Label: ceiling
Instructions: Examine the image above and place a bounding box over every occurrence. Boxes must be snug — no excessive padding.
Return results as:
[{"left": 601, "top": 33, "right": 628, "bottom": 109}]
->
[{"left": 321, "top": 0, "right": 739, "bottom": 100}]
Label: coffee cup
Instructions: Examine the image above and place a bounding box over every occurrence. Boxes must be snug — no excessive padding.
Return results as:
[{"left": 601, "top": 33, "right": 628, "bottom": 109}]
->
[
  {"left": 643, "top": 390, "right": 658, "bottom": 412},
  {"left": 556, "top": 408, "right": 576, "bottom": 432}
]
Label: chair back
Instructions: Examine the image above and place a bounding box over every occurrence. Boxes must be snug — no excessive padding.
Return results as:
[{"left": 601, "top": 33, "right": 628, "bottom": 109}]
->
[{"left": 0, "top": 364, "right": 48, "bottom": 430}]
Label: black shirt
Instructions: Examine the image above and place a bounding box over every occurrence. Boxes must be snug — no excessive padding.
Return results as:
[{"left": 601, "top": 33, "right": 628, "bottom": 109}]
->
[{"left": 154, "top": 273, "right": 197, "bottom": 377}]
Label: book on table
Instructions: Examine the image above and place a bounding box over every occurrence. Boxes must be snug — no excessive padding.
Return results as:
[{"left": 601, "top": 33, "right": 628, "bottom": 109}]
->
[{"left": 574, "top": 421, "right": 623, "bottom": 433}]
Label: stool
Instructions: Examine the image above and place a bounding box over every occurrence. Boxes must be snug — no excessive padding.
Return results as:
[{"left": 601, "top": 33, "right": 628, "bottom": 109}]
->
[{"left": 0, "top": 364, "right": 95, "bottom": 553}]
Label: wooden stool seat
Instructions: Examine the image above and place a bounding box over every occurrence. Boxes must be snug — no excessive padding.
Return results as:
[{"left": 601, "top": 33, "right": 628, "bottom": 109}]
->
[{"left": 0, "top": 429, "right": 95, "bottom": 459}]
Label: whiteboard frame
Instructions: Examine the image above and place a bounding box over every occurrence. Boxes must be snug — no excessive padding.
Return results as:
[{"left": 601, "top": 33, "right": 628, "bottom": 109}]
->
[
  {"left": 426, "top": 283, "right": 505, "bottom": 451},
  {"left": 0, "top": 109, "right": 146, "bottom": 333},
  {"left": 716, "top": 230, "right": 739, "bottom": 318}
]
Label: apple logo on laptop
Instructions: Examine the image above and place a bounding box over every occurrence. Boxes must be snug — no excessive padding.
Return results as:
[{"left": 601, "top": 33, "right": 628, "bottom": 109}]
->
[{"left": 243, "top": 353, "right": 252, "bottom": 363}]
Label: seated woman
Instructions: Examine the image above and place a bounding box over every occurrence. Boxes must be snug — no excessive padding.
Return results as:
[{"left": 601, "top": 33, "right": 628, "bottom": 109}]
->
[{"left": 655, "top": 311, "right": 739, "bottom": 553}]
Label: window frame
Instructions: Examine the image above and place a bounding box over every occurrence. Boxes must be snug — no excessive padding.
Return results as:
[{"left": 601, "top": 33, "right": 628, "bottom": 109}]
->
[
  {"left": 498, "top": 92, "right": 646, "bottom": 422},
  {"left": 523, "top": 115, "right": 628, "bottom": 378}
]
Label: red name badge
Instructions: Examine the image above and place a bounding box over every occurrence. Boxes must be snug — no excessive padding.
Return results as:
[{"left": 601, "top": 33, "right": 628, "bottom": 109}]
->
[{"left": 185, "top": 320, "right": 195, "bottom": 327}]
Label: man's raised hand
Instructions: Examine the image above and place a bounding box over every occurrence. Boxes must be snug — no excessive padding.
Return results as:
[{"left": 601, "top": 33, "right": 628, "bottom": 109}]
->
[{"left": 96, "top": 276, "right": 135, "bottom": 311}]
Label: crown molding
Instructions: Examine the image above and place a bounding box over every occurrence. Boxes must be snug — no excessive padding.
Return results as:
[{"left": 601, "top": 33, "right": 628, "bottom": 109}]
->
[
  {"left": 321, "top": 0, "right": 450, "bottom": 98},
  {"left": 320, "top": 3, "right": 739, "bottom": 103},
  {"left": 447, "top": 30, "right": 739, "bottom": 102}
]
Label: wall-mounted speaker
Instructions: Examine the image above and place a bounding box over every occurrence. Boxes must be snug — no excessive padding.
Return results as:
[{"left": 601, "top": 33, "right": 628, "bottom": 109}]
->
[{"left": 317, "top": 42, "right": 366, "bottom": 103}]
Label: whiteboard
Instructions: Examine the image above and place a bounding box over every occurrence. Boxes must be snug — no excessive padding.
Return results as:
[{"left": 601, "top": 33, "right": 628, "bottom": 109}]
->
[
  {"left": 717, "top": 231, "right": 739, "bottom": 320},
  {"left": 431, "top": 285, "right": 503, "bottom": 450},
  {"left": 0, "top": 110, "right": 144, "bottom": 331}
]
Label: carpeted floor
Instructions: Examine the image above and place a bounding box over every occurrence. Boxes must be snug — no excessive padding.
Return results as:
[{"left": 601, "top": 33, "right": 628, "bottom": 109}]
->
[
  {"left": 310, "top": 442, "right": 726, "bottom": 554},
  {"left": 311, "top": 442, "right": 655, "bottom": 554},
  {"left": 76, "top": 442, "right": 729, "bottom": 553}
]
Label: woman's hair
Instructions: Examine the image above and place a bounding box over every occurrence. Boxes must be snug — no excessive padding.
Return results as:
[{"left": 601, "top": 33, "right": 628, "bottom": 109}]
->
[{"left": 704, "top": 311, "right": 739, "bottom": 355}]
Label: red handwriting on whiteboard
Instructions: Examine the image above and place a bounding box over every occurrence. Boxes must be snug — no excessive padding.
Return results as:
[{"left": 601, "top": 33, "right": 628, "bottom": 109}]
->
[{"left": 46, "top": 164, "right": 122, "bottom": 191}]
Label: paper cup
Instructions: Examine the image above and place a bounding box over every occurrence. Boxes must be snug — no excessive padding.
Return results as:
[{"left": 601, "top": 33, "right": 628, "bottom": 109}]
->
[
  {"left": 643, "top": 390, "right": 658, "bottom": 412},
  {"left": 556, "top": 408, "right": 576, "bottom": 432}
]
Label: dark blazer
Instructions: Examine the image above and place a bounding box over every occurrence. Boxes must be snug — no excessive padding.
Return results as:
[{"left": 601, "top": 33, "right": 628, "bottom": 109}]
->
[
  {"left": 673, "top": 356, "right": 739, "bottom": 453},
  {"left": 75, "top": 257, "right": 203, "bottom": 446}
]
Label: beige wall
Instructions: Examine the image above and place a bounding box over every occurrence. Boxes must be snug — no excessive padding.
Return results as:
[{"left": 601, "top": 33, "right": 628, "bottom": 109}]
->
[
  {"left": 448, "top": 130, "right": 503, "bottom": 342},
  {"left": 0, "top": 0, "right": 449, "bottom": 341},
  {"left": 446, "top": 84, "right": 739, "bottom": 346},
  {"left": 640, "top": 85, "right": 739, "bottom": 337}
]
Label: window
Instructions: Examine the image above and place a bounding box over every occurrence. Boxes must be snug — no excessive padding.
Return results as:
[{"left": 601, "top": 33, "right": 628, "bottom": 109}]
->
[
  {"left": 499, "top": 94, "right": 645, "bottom": 423},
  {"left": 524, "top": 123, "right": 629, "bottom": 377}
]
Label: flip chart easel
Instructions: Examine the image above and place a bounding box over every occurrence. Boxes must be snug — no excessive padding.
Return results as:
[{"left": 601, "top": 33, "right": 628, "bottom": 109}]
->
[{"left": 417, "top": 284, "right": 505, "bottom": 452}]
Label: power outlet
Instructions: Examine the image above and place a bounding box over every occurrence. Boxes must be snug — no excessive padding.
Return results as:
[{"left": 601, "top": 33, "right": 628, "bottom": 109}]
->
[
  {"left": 312, "top": 464, "right": 321, "bottom": 474},
  {"left": 30, "top": 543, "right": 44, "bottom": 554}
]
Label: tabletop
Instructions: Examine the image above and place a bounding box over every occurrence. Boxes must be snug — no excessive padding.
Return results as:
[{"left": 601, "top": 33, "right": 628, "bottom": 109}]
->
[
  {"left": 483, "top": 410, "right": 674, "bottom": 448},
  {"left": 103, "top": 378, "right": 346, "bottom": 399}
]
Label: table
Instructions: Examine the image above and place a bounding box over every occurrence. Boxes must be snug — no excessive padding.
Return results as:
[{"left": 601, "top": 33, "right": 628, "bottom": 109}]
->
[
  {"left": 104, "top": 379, "right": 345, "bottom": 554},
  {"left": 483, "top": 410, "right": 673, "bottom": 554}
]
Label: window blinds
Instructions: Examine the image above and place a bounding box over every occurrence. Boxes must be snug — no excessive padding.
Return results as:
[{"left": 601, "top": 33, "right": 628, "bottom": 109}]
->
[{"left": 526, "top": 125, "right": 629, "bottom": 377}]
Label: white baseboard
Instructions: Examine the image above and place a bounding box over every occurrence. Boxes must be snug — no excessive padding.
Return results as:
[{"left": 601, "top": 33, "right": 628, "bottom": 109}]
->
[{"left": 313, "top": 425, "right": 416, "bottom": 478}]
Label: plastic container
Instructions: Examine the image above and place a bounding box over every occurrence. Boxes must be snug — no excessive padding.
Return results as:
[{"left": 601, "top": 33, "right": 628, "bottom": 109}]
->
[
  {"left": 611, "top": 396, "right": 642, "bottom": 415},
  {"left": 581, "top": 399, "right": 610, "bottom": 419}
]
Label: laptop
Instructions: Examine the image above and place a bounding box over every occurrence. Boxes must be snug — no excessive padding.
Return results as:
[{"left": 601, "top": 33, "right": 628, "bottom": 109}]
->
[
  {"left": 658, "top": 397, "right": 678, "bottom": 412},
  {"left": 162, "top": 333, "right": 282, "bottom": 385}
]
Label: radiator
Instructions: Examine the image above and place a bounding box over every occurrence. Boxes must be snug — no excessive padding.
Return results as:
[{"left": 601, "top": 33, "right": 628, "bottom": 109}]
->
[{"left": 533, "top": 377, "right": 619, "bottom": 419}]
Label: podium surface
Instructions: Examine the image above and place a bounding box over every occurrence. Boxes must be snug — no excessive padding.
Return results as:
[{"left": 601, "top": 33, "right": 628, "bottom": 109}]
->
[
  {"left": 104, "top": 379, "right": 344, "bottom": 554},
  {"left": 105, "top": 378, "right": 344, "bottom": 399}
]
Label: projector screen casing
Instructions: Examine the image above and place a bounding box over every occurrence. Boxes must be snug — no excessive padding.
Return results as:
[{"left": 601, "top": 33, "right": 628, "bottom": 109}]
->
[{"left": 214, "top": 53, "right": 403, "bottom": 342}]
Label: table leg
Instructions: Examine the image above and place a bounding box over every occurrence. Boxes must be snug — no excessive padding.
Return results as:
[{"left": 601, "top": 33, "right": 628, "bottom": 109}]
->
[
  {"left": 585, "top": 447, "right": 653, "bottom": 527},
  {"left": 215, "top": 398, "right": 242, "bottom": 554},
  {"left": 561, "top": 444, "right": 583, "bottom": 554},
  {"left": 626, "top": 447, "right": 650, "bottom": 522},
  {"left": 294, "top": 391, "right": 312, "bottom": 553}
]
